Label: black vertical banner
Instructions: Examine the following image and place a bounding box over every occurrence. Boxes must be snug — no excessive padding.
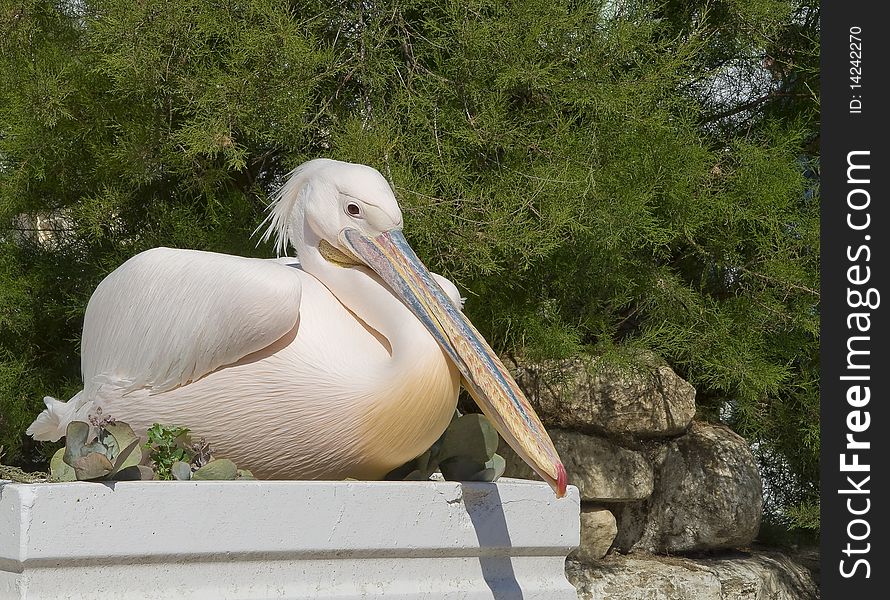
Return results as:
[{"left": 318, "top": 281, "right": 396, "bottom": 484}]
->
[{"left": 821, "top": 1, "right": 889, "bottom": 597}]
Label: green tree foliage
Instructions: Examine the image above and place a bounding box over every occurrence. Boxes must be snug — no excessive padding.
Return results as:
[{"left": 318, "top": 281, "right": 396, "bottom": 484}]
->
[{"left": 1, "top": 1, "right": 818, "bottom": 531}]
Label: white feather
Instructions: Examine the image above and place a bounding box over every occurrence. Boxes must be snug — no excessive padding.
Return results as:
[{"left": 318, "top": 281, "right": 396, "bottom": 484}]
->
[
  {"left": 81, "top": 247, "right": 303, "bottom": 395},
  {"left": 25, "top": 393, "right": 90, "bottom": 441}
]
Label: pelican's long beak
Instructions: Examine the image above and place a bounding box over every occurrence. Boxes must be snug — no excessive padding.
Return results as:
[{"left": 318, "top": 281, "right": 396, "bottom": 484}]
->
[{"left": 342, "top": 228, "right": 567, "bottom": 497}]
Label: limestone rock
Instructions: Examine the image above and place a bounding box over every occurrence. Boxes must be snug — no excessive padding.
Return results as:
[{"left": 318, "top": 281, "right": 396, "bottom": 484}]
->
[
  {"left": 566, "top": 551, "right": 818, "bottom": 600},
  {"left": 500, "top": 429, "right": 654, "bottom": 502},
  {"left": 701, "top": 552, "right": 819, "bottom": 600},
  {"left": 572, "top": 507, "right": 617, "bottom": 563},
  {"left": 613, "top": 422, "right": 762, "bottom": 553},
  {"left": 567, "top": 556, "right": 721, "bottom": 600},
  {"left": 510, "top": 355, "right": 696, "bottom": 437}
]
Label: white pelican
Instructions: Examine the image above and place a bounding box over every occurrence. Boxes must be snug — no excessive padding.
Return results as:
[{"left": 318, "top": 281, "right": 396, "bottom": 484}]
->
[{"left": 27, "top": 159, "right": 566, "bottom": 495}]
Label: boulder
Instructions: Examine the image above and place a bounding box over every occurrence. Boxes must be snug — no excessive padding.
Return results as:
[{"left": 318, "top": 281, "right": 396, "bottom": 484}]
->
[
  {"left": 500, "top": 428, "right": 654, "bottom": 502},
  {"left": 566, "top": 551, "right": 818, "bottom": 600},
  {"left": 572, "top": 507, "right": 617, "bottom": 563},
  {"left": 612, "top": 422, "right": 762, "bottom": 553},
  {"left": 509, "top": 355, "right": 696, "bottom": 437}
]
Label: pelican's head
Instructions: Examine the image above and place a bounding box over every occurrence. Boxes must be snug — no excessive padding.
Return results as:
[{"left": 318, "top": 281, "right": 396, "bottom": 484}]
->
[{"left": 260, "top": 159, "right": 567, "bottom": 497}]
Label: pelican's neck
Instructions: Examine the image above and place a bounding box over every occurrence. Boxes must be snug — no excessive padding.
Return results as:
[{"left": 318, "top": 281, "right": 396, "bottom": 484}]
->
[
  {"left": 293, "top": 234, "right": 459, "bottom": 473},
  {"left": 296, "top": 240, "right": 441, "bottom": 370}
]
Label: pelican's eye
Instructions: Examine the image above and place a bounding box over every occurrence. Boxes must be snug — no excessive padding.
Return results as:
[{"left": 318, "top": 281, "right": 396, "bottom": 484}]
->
[{"left": 345, "top": 201, "right": 362, "bottom": 217}]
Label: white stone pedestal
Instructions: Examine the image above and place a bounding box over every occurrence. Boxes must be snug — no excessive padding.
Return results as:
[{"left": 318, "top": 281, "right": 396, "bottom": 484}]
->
[{"left": 1, "top": 478, "right": 579, "bottom": 599}]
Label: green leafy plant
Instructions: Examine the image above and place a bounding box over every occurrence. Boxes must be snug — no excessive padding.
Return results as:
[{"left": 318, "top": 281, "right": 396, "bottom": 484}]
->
[
  {"left": 46, "top": 418, "right": 253, "bottom": 482},
  {"left": 144, "top": 423, "right": 254, "bottom": 481},
  {"left": 387, "top": 412, "right": 506, "bottom": 483},
  {"left": 144, "top": 424, "right": 191, "bottom": 480},
  {"left": 49, "top": 419, "right": 151, "bottom": 482}
]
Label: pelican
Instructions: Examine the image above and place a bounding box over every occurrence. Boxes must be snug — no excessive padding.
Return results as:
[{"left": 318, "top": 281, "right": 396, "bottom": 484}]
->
[{"left": 27, "top": 159, "right": 566, "bottom": 496}]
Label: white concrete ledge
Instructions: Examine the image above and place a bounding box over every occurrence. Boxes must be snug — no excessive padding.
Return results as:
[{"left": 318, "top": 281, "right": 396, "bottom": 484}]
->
[{"left": 1, "top": 478, "right": 579, "bottom": 599}]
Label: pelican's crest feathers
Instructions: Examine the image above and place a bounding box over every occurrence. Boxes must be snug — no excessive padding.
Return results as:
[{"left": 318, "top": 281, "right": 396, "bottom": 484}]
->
[{"left": 256, "top": 158, "right": 340, "bottom": 257}]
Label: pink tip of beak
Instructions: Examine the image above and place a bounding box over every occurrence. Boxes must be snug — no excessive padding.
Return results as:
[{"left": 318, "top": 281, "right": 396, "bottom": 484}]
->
[{"left": 556, "top": 462, "right": 568, "bottom": 498}]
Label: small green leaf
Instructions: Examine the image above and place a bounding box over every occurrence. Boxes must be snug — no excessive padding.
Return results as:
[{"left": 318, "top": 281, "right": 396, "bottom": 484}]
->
[
  {"left": 63, "top": 421, "right": 106, "bottom": 466},
  {"left": 235, "top": 469, "right": 255, "bottom": 480},
  {"left": 72, "top": 452, "right": 114, "bottom": 480},
  {"left": 473, "top": 453, "right": 506, "bottom": 482},
  {"left": 136, "top": 465, "right": 156, "bottom": 480},
  {"left": 49, "top": 448, "right": 76, "bottom": 482},
  {"left": 104, "top": 421, "right": 138, "bottom": 448},
  {"left": 384, "top": 448, "right": 441, "bottom": 481},
  {"left": 99, "top": 430, "right": 118, "bottom": 458},
  {"left": 109, "top": 438, "right": 142, "bottom": 476},
  {"left": 144, "top": 423, "right": 192, "bottom": 480},
  {"left": 111, "top": 465, "right": 143, "bottom": 481},
  {"left": 439, "top": 457, "right": 488, "bottom": 482},
  {"left": 192, "top": 458, "right": 237, "bottom": 480},
  {"left": 171, "top": 461, "right": 192, "bottom": 481},
  {"left": 438, "top": 414, "right": 499, "bottom": 463},
  {"left": 105, "top": 422, "right": 142, "bottom": 470},
  {"left": 65, "top": 421, "right": 90, "bottom": 451}
]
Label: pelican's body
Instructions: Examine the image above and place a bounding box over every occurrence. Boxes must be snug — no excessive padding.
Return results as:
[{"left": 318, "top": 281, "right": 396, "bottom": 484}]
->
[
  {"left": 83, "top": 249, "right": 459, "bottom": 480},
  {"left": 28, "top": 159, "right": 567, "bottom": 494}
]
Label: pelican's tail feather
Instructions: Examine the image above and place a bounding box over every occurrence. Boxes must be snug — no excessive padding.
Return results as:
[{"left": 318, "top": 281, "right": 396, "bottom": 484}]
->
[{"left": 25, "top": 392, "right": 91, "bottom": 442}]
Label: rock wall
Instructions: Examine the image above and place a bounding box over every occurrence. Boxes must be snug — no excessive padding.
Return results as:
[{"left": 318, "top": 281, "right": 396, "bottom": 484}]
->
[
  {"left": 502, "top": 354, "right": 818, "bottom": 599},
  {"left": 611, "top": 423, "right": 763, "bottom": 554}
]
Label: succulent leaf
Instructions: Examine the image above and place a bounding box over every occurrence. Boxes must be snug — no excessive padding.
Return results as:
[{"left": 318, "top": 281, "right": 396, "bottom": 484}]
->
[
  {"left": 439, "top": 457, "right": 488, "bottom": 482},
  {"left": 109, "top": 438, "right": 142, "bottom": 476},
  {"left": 385, "top": 412, "right": 505, "bottom": 482},
  {"left": 49, "top": 448, "right": 76, "bottom": 482},
  {"left": 136, "top": 465, "right": 156, "bottom": 480},
  {"left": 384, "top": 449, "right": 439, "bottom": 481},
  {"left": 98, "top": 430, "right": 118, "bottom": 458},
  {"left": 63, "top": 421, "right": 107, "bottom": 467},
  {"left": 473, "top": 453, "right": 507, "bottom": 482},
  {"left": 105, "top": 422, "right": 142, "bottom": 470},
  {"left": 72, "top": 452, "right": 114, "bottom": 480},
  {"left": 438, "top": 414, "right": 499, "bottom": 463},
  {"left": 65, "top": 421, "right": 90, "bottom": 450},
  {"left": 192, "top": 458, "right": 237, "bottom": 480},
  {"left": 111, "top": 465, "right": 144, "bottom": 480},
  {"left": 438, "top": 452, "right": 506, "bottom": 482},
  {"left": 171, "top": 461, "right": 192, "bottom": 481}
]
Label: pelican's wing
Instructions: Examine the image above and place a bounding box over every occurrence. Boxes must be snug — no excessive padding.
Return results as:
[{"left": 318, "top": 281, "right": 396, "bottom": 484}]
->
[{"left": 82, "top": 247, "right": 303, "bottom": 395}]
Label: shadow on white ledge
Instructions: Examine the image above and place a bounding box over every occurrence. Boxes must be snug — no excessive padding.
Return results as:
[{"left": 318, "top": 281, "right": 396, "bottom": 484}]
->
[{"left": 0, "top": 478, "right": 579, "bottom": 599}]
